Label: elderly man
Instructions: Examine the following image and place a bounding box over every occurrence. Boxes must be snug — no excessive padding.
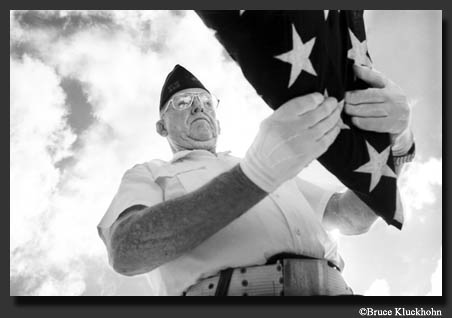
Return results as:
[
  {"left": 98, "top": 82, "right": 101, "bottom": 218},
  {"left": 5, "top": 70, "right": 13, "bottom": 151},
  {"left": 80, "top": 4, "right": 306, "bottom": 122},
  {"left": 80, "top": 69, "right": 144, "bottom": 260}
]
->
[{"left": 97, "top": 64, "right": 414, "bottom": 296}]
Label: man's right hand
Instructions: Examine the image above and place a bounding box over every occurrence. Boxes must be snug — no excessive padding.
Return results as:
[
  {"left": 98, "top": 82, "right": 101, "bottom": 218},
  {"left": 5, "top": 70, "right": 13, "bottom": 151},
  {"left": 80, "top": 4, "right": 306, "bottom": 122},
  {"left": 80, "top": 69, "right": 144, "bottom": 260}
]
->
[{"left": 240, "top": 92, "right": 342, "bottom": 193}]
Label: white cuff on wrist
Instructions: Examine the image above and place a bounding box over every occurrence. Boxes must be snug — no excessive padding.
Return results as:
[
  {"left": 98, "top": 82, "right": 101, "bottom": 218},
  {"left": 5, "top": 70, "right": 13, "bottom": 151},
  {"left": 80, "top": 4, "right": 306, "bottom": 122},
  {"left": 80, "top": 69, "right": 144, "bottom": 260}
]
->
[
  {"left": 391, "top": 129, "right": 414, "bottom": 156},
  {"left": 240, "top": 158, "right": 275, "bottom": 194}
]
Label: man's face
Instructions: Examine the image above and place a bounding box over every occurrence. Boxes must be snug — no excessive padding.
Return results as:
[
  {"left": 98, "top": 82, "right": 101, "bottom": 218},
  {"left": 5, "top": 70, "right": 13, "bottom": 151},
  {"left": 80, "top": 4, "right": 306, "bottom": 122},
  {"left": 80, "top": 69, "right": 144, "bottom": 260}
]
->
[{"left": 157, "top": 88, "right": 220, "bottom": 153}]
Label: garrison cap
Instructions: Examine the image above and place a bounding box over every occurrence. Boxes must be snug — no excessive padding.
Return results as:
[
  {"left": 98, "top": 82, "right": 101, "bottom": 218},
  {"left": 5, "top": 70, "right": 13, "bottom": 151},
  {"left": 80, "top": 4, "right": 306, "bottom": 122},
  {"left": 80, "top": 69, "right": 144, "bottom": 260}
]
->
[{"left": 159, "top": 64, "right": 209, "bottom": 111}]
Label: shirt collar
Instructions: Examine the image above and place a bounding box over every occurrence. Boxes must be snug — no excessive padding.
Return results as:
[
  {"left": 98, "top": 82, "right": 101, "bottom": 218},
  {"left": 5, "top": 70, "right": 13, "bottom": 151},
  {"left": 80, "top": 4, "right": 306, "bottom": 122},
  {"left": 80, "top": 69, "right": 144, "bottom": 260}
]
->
[{"left": 170, "top": 149, "right": 231, "bottom": 163}]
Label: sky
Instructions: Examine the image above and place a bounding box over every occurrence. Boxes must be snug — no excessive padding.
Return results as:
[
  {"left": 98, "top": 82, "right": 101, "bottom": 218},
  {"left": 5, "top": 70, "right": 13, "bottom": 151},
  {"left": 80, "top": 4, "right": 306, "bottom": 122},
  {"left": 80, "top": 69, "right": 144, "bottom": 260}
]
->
[{"left": 10, "top": 10, "right": 442, "bottom": 296}]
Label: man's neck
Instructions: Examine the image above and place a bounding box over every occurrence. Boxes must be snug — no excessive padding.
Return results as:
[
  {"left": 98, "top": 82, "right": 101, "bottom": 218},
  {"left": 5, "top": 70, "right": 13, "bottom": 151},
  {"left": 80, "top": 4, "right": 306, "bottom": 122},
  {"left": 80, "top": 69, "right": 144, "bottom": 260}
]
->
[{"left": 171, "top": 145, "right": 217, "bottom": 155}]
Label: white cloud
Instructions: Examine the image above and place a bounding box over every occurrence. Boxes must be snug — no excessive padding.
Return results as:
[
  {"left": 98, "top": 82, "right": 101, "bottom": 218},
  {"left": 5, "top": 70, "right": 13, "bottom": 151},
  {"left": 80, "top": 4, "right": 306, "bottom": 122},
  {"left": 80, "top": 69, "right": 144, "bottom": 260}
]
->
[
  {"left": 364, "top": 279, "right": 391, "bottom": 296},
  {"left": 10, "top": 55, "right": 82, "bottom": 294},
  {"left": 32, "top": 271, "right": 86, "bottom": 296},
  {"left": 10, "top": 56, "right": 74, "bottom": 251},
  {"left": 398, "top": 157, "right": 442, "bottom": 221},
  {"left": 427, "top": 249, "right": 442, "bottom": 296}
]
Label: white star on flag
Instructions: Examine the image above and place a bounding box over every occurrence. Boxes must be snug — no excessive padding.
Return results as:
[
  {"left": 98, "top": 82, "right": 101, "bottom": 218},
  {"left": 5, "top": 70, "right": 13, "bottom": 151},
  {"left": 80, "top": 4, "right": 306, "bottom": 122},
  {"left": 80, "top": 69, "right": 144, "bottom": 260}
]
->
[
  {"left": 354, "top": 141, "right": 397, "bottom": 192},
  {"left": 275, "top": 24, "right": 317, "bottom": 88},
  {"left": 347, "top": 28, "right": 372, "bottom": 67},
  {"left": 324, "top": 88, "right": 350, "bottom": 130}
]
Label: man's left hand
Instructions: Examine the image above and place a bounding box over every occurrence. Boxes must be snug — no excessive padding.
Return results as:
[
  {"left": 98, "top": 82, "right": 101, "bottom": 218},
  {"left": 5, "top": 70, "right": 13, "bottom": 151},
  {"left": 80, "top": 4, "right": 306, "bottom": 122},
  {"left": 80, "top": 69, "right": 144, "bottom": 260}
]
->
[{"left": 344, "top": 65, "right": 411, "bottom": 140}]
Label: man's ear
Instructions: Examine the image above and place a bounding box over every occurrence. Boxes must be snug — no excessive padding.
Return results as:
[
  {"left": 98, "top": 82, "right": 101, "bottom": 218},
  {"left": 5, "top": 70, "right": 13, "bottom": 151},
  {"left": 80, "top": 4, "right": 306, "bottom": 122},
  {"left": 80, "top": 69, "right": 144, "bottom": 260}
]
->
[
  {"left": 156, "top": 119, "right": 168, "bottom": 137},
  {"left": 216, "top": 119, "right": 221, "bottom": 135}
]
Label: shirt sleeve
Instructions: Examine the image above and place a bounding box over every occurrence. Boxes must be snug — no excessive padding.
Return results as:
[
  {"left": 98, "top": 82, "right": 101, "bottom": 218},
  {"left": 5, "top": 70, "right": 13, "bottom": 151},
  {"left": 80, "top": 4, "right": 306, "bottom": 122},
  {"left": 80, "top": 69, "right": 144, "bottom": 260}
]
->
[
  {"left": 294, "top": 177, "right": 336, "bottom": 220},
  {"left": 97, "top": 163, "right": 163, "bottom": 248}
]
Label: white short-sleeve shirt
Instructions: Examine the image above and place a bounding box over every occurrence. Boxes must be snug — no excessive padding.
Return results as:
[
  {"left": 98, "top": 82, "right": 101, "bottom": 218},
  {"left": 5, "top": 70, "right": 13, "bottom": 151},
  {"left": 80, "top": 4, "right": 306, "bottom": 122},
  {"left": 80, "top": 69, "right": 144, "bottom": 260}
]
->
[{"left": 97, "top": 149, "right": 343, "bottom": 296}]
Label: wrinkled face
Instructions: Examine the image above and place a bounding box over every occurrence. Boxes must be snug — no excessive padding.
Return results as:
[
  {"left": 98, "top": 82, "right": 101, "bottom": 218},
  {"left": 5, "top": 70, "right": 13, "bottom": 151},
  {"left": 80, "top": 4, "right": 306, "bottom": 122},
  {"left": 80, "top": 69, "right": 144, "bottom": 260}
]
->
[{"left": 156, "top": 88, "right": 220, "bottom": 153}]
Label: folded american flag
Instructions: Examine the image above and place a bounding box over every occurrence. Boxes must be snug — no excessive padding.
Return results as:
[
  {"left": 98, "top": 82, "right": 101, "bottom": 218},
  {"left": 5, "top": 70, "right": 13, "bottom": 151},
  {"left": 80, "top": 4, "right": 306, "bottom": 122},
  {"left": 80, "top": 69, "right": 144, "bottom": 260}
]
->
[{"left": 196, "top": 10, "right": 402, "bottom": 229}]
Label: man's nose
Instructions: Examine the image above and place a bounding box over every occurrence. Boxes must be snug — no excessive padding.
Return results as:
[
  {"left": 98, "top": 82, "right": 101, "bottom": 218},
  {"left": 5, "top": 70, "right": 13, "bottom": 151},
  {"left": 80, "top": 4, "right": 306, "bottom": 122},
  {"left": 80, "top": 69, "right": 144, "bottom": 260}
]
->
[{"left": 191, "top": 96, "right": 205, "bottom": 114}]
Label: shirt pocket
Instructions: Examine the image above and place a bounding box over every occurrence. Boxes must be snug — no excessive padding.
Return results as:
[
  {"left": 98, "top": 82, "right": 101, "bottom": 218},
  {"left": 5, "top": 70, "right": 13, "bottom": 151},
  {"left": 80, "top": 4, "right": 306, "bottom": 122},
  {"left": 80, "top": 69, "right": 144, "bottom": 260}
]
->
[{"left": 154, "top": 165, "right": 207, "bottom": 201}]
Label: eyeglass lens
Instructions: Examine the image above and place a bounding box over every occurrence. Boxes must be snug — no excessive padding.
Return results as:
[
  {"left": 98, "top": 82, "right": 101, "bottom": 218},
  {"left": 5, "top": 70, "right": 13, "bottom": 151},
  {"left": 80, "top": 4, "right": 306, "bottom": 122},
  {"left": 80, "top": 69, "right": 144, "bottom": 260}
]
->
[{"left": 173, "top": 93, "right": 216, "bottom": 110}]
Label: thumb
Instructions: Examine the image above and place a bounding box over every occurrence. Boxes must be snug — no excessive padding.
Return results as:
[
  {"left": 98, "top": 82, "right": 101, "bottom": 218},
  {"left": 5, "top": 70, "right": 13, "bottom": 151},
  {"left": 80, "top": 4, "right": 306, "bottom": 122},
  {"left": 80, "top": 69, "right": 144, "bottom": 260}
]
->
[{"left": 353, "top": 65, "right": 387, "bottom": 88}]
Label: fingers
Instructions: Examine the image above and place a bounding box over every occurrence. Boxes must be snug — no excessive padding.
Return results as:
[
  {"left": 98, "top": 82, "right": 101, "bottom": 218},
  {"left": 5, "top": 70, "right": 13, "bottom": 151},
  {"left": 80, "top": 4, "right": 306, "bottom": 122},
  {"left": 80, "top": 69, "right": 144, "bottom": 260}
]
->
[
  {"left": 351, "top": 117, "right": 389, "bottom": 132},
  {"left": 310, "top": 99, "right": 342, "bottom": 140},
  {"left": 345, "top": 103, "right": 388, "bottom": 117},
  {"left": 302, "top": 97, "right": 339, "bottom": 128},
  {"left": 278, "top": 92, "right": 325, "bottom": 117},
  {"left": 345, "top": 88, "right": 387, "bottom": 105},
  {"left": 353, "top": 65, "right": 387, "bottom": 88},
  {"left": 317, "top": 125, "right": 341, "bottom": 153}
]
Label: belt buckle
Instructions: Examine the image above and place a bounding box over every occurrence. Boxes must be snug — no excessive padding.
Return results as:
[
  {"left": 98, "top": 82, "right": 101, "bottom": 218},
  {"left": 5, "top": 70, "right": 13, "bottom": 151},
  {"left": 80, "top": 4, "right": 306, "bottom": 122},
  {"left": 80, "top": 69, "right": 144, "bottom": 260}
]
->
[{"left": 282, "top": 258, "right": 351, "bottom": 296}]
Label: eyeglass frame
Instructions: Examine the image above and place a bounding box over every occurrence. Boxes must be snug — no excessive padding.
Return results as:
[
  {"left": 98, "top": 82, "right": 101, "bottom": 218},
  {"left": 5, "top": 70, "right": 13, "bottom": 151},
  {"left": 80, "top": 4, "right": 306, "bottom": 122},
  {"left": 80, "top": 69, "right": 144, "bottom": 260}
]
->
[{"left": 160, "top": 91, "right": 220, "bottom": 116}]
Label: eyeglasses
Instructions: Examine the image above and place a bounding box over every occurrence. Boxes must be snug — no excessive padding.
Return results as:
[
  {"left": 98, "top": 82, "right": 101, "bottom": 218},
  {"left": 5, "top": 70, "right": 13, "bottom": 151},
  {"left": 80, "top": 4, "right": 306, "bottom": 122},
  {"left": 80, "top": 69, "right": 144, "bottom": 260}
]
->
[{"left": 162, "top": 92, "right": 220, "bottom": 115}]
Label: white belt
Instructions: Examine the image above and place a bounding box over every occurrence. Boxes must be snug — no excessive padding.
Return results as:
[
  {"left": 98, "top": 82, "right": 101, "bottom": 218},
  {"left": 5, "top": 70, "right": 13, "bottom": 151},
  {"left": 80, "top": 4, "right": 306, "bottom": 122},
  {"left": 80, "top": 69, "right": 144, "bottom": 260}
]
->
[{"left": 184, "top": 258, "right": 353, "bottom": 296}]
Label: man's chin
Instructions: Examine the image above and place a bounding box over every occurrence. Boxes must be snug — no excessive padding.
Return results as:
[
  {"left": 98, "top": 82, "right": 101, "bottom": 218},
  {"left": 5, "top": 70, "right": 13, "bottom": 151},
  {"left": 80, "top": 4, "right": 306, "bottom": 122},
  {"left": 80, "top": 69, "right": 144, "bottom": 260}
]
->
[
  {"left": 188, "top": 129, "right": 216, "bottom": 142},
  {"left": 184, "top": 134, "right": 217, "bottom": 149},
  {"left": 189, "top": 136, "right": 216, "bottom": 143}
]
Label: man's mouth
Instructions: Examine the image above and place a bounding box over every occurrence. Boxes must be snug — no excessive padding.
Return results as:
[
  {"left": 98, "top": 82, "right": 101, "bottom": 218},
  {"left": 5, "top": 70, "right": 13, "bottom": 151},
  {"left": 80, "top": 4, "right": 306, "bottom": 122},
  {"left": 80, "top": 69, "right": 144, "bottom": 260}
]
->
[
  {"left": 188, "top": 116, "right": 215, "bottom": 141},
  {"left": 191, "top": 117, "right": 210, "bottom": 125}
]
